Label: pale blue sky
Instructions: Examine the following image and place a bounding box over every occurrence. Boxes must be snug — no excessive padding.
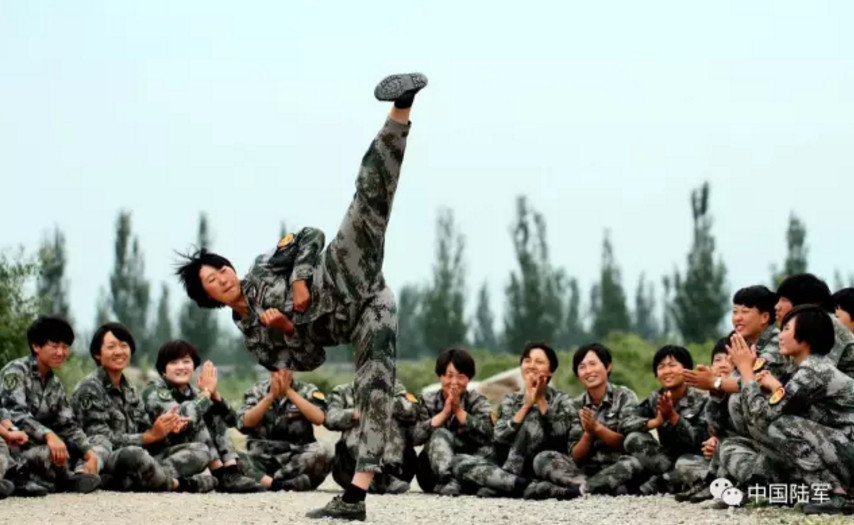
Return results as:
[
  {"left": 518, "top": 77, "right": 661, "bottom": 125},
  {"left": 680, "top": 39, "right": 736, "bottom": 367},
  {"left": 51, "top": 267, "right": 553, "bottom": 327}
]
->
[{"left": 3, "top": 1, "right": 853, "bottom": 335}]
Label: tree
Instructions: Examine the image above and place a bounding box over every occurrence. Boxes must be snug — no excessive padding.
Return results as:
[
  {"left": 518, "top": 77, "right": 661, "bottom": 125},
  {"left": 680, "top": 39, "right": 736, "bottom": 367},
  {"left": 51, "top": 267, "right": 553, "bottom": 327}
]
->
[
  {"left": 37, "top": 227, "right": 71, "bottom": 320},
  {"left": 151, "top": 283, "right": 174, "bottom": 346},
  {"left": 668, "top": 183, "right": 728, "bottom": 343},
  {"left": 472, "top": 282, "right": 498, "bottom": 351},
  {"left": 419, "top": 209, "right": 468, "bottom": 354},
  {"left": 590, "top": 231, "right": 630, "bottom": 339},
  {"left": 503, "top": 196, "right": 566, "bottom": 352},
  {"left": 105, "top": 211, "right": 152, "bottom": 360},
  {"left": 632, "top": 273, "right": 659, "bottom": 341},
  {"left": 556, "top": 277, "right": 587, "bottom": 348},
  {"left": 397, "top": 284, "right": 425, "bottom": 360},
  {"left": 179, "top": 213, "right": 220, "bottom": 356},
  {"left": 0, "top": 251, "right": 39, "bottom": 366},
  {"left": 771, "top": 212, "right": 808, "bottom": 286},
  {"left": 834, "top": 270, "right": 854, "bottom": 291}
]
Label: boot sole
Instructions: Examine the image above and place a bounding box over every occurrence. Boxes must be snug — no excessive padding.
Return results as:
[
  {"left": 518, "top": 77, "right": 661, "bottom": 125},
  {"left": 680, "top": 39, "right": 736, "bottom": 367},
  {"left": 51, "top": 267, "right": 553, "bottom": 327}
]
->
[{"left": 374, "top": 73, "right": 428, "bottom": 101}]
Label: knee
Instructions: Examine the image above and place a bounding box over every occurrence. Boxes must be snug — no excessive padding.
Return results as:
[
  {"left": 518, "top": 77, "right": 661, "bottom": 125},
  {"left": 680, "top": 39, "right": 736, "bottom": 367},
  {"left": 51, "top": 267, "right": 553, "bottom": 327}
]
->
[
  {"left": 624, "top": 431, "right": 657, "bottom": 453},
  {"left": 532, "top": 451, "right": 559, "bottom": 474},
  {"left": 431, "top": 427, "right": 454, "bottom": 444}
]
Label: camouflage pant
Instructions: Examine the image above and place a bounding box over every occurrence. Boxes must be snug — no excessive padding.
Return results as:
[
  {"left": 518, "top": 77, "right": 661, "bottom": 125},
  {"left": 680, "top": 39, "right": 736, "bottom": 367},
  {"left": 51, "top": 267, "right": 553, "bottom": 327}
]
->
[
  {"left": 415, "top": 428, "right": 460, "bottom": 492},
  {"left": 451, "top": 454, "right": 525, "bottom": 496},
  {"left": 333, "top": 439, "right": 415, "bottom": 493},
  {"left": 669, "top": 454, "right": 710, "bottom": 491},
  {"left": 716, "top": 436, "right": 792, "bottom": 487},
  {"left": 100, "top": 446, "right": 172, "bottom": 492},
  {"left": 241, "top": 439, "right": 333, "bottom": 491},
  {"left": 321, "top": 118, "right": 410, "bottom": 473},
  {"left": 0, "top": 439, "right": 11, "bottom": 478},
  {"left": 7, "top": 444, "right": 86, "bottom": 491},
  {"left": 206, "top": 416, "right": 238, "bottom": 464},
  {"left": 153, "top": 442, "right": 211, "bottom": 481},
  {"left": 623, "top": 432, "right": 674, "bottom": 476}
]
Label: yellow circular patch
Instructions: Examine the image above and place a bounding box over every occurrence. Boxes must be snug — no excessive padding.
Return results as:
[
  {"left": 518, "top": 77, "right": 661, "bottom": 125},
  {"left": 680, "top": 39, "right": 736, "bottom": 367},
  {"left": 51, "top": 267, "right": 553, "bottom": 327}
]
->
[
  {"left": 769, "top": 387, "right": 785, "bottom": 405},
  {"left": 405, "top": 393, "right": 418, "bottom": 403},
  {"left": 158, "top": 389, "right": 173, "bottom": 401},
  {"left": 752, "top": 358, "right": 766, "bottom": 372},
  {"left": 278, "top": 233, "right": 295, "bottom": 248},
  {"left": 311, "top": 391, "right": 326, "bottom": 401},
  {"left": 2, "top": 374, "right": 19, "bottom": 391}
]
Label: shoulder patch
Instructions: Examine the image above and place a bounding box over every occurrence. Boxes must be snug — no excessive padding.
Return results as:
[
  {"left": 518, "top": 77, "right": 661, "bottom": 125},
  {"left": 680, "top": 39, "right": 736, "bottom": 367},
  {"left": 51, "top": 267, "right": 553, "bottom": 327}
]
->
[
  {"left": 769, "top": 387, "right": 785, "bottom": 405},
  {"left": 753, "top": 358, "right": 766, "bottom": 372},
  {"left": 78, "top": 395, "right": 95, "bottom": 411},
  {"left": 158, "top": 388, "right": 173, "bottom": 401},
  {"left": 278, "top": 233, "right": 295, "bottom": 248},
  {"left": 3, "top": 374, "right": 19, "bottom": 391},
  {"left": 311, "top": 391, "right": 326, "bottom": 401},
  {"left": 405, "top": 392, "right": 418, "bottom": 403}
]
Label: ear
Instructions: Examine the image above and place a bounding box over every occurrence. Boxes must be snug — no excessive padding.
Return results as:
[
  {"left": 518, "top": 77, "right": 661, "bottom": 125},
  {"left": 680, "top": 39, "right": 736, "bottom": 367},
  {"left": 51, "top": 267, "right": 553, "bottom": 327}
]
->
[{"left": 760, "top": 311, "right": 771, "bottom": 326}]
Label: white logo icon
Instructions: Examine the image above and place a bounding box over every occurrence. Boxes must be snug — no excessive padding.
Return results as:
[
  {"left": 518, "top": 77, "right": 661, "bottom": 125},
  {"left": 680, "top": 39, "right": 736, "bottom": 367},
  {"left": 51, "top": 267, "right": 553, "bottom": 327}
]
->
[
  {"left": 709, "top": 478, "right": 745, "bottom": 507},
  {"left": 710, "top": 478, "right": 733, "bottom": 499}
]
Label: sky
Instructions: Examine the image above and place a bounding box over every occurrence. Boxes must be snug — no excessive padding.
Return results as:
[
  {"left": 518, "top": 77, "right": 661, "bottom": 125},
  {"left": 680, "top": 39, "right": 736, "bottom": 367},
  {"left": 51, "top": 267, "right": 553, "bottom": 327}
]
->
[{"left": 2, "top": 1, "right": 853, "bottom": 336}]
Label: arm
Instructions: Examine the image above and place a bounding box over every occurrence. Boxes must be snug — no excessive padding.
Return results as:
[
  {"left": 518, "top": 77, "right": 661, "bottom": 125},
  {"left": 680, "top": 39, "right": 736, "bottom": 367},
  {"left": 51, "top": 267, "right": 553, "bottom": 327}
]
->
[
  {"left": 142, "top": 384, "right": 211, "bottom": 434},
  {"left": 0, "top": 369, "right": 53, "bottom": 441},
  {"left": 458, "top": 394, "right": 495, "bottom": 446},
  {"left": 49, "top": 384, "right": 92, "bottom": 455},
  {"left": 619, "top": 394, "right": 658, "bottom": 434},
  {"left": 72, "top": 386, "right": 144, "bottom": 448},
  {"left": 392, "top": 387, "right": 420, "bottom": 424},
  {"left": 289, "top": 227, "right": 325, "bottom": 285},
  {"left": 741, "top": 368, "right": 818, "bottom": 429},
  {"left": 664, "top": 398, "right": 709, "bottom": 453},
  {"left": 493, "top": 395, "right": 523, "bottom": 445},
  {"left": 323, "top": 385, "right": 358, "bottom": 431},
  {"left": 703, "top": 394, "right": 729, "bottom": 437},
  {"left": 288, "top": 384, "right": 326, "bottom": 426},
  {"left": 238, "top": 382, "right": 274, "bottom": 432},
  {"left": 568, "top": 408, "right": 592, "bottom": 461}
]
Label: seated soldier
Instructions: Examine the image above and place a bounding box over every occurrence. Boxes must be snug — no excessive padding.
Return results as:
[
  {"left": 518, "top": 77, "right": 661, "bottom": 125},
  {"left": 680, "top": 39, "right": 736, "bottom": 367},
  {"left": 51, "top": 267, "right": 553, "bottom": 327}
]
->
[
  {"left": 1, "top": 407, "right": 29, "bottom": 498},
  {"left": 832, "top": 287, "right": 854, "bottom": 334},
  {"left": 412, "top": 348, "right": 493, "bottom": 496},
  {"left": 72, "top": 323, "right": 219, "bottom": 493},
  {"left": 451, "top": 342, "right": 582, "bottom": 500},
  {"left": 0, "top": 316, "right": 100, "bottom": 495},
  {"left": 621, "top": 346, "right": 708, "bottom": 496},
  {"left": 142, "top": 340, "right": 262, "bottom": 493},
  {"left": 326, "top": 379, "right": 418, "bottom": 494},
  {"left": 530, "top": 343, "right": 642, "bottom": 495},
  {"left": 237, "top": 369, "right": 333, "bottom": 491},
  {"left": 725, "top": 304, "right": 854, "bottom": 515}
]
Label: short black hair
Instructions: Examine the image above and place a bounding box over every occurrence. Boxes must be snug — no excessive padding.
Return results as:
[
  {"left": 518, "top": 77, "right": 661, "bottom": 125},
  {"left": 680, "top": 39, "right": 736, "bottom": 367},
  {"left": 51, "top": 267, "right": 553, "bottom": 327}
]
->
[
  {"left": 156, "top": 340, "right": 202, "bottom": 374},
  {"left": 520, "top": 342, "right": 559, "bottom": 381},
  {"left": 27, "top": 315, "right": 74, "bottom": 354},
  {"left": 777, "top": 273, "right": 832, "bottom": 312},
  {"left": 572, "top": 343, "right": 612, "bottom": 377},
  {"left": 435, "top": 347, "right": 476, "bottom": 379},
  {"left": 781, "top": 304, "right": 834, "bottom": 356},
  {"left": 832, "top": 288, "right": 854, "bottom": 319},
  {"left": 175, "top": 248, "right": 235, "bottom": 309},
  {"left": 89, "top": 322, "right": 136, "bottom": 365},
  {"left": 711, "top": 332, "right": 734, "bottom": 363},
  {"left": 652, "top": 345, "right": 693, "bottom": 376},
  {"left": 733, "top": 285, "right": 778, "bottom": 325}
]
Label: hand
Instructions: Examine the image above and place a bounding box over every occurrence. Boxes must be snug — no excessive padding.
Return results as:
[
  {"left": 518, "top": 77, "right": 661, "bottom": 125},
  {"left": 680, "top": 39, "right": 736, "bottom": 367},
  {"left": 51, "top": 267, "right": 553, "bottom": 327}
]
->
[
  {"left": 702, "top": 436, "right": 719, "bottom": 460},
  {"left": 197, "top": 361, "right": 218, "bottom": 395},
  {"left": 523, "top": 376, "right": 539, "bottom": 408},
  {"left": 5, "top": 430, "right": 28, "bottom": 446},
  {"left": 268, "top": 371, "right": 284, "bottom": 400},
  {"left": 45, "top": 432, "right": 69, "bottom": 467},
  {"left": 83, "top": 450, "right": 99, "bottom": 474},
  {"left": 352, "top": 411, "right": 360, "bottom": 422},
  {"left": 683, "top": 365, "right": 715, "bottom": 391},
  {"left": 279, "top": 369, "right": 294, "bottom": 395},
  {"left": 755, "top": 370, "right": 783, "bottom": 393},
  {"left": 647, "top": 411, "right": 664, "bottom": 429},
  {"left": 259, "top": 308, "right": 295, "bottom": 335},
  {"left": 727, "top": 333, "right": 757, "bottom": 373},
  {"left": 151, "top": 406, "right": 181, "bottom": 440},
  {"left": 535, "top": 373, "right": 548, "bottom": 399},
  {"left": 292, "top": 280, "right": 311, "bottom": 313},
  {"left": 658, "top": 392, "right": 678, "bottom": 424},
  {"left": 580, "top": 407, "right": 600, "bottom": 435},
  {"left": 171, "top": 416, "right": 191, "bottom": 434}
]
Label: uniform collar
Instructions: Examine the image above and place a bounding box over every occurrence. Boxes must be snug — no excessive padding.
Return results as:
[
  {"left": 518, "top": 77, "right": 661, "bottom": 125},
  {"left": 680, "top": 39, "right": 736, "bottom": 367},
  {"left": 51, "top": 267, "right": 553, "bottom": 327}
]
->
[
  {"left": 582, "top": 382, "right": 614, "bottom": 408},
  {"left": 158, "top": 375, "right": 195, "bottom": 399},
  {"left": 97, "top": 366, "right": 129, "bottom": 393},
  {"left": 28, "top": 355, "right": 53, "bottom": 382}
]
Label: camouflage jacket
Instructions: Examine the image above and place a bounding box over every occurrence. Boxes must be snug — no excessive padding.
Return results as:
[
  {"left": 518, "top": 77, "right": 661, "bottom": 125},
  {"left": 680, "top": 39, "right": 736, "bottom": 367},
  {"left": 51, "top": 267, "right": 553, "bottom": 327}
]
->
[
  {"left": 71, "top": 367, "right": 151, "bottom": 451},
  {"left": 325, "top": 381, "right": 418, "bottom": 464},
  {"left": 410, "top": 389, "right": 493, "bottom": 451},
  {"left": 830, "top": 316, "right": 854, "bottom": 379},
  {"left": 141, "top": 375, "right": 236, "bottom": 449},
  {"left": 0, "top": 356, "right": 91, "bottom": 454},
  {"left": 741, "top": 354, "right": 854, "bottom": 436},
  {"left": 232, "top": 227, "right": 347, "bottom": 372},
  {"left": 237, "top": 378, "right": 326, "bottom": 446},
  {"left": 494, "top": 386, "right": 574, "bottom": 456},
  {"left": 567, "top": 383, "right": 639, "bottom": 464},
  {"left": 622, "top": 387, "right": 708, "bottom": 457}
]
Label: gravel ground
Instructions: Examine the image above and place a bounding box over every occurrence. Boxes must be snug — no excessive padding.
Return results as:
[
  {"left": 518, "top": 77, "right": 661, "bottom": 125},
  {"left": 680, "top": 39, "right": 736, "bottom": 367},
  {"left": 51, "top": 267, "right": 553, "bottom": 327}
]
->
[{"left": 0, "top": 479, "right": 848, "bottom": 525}]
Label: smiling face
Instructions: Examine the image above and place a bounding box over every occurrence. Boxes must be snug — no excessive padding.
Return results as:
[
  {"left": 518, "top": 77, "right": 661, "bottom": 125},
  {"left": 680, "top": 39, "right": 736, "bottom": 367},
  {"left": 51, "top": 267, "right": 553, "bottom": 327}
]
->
[
  {"left": 655, "top": 355, "right": 686, "bottom": 389},
  {"left": 163, "top": 355, "right": 196, "bottom": 387},
  {"left": 98, "top": 331, "right": 131, "bottom": 374},
  {"left": 521, "top": 348, "right": 553, "bottom": 384},
  {"left": 32, "top": 340, "right": 70, "bottom": 371},
  {"left": 576, "top": 350, "right": 610, "bottom": 391},
  {"left": 440, "top": 362, "right": 470, "bottom": 395},
  {"left": 778, "top": 316, "right": 809, "bottom": 358},
  {"left": 731, "top": 305, "right": 769, "bottom": 341},
  {"left": 711, "top": 352, "right": 733, "bottom": 378},
  {"left": 199, "top": 264, "right": 242, "bottom": 306}
]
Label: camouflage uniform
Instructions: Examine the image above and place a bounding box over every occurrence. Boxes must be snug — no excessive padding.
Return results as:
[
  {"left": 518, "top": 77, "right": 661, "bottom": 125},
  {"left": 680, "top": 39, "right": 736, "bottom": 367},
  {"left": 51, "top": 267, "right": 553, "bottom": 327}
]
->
[
  {"left": 830, "top": 315, "right": 854, "bottom": 379},
  {"left": 0, "top": 356, "right": 93, "bottom": 490},
  {"left": 237, "top": 377, "right": 333, "bottom": 491},
  {"left": 411, "top": 388, "right": 493, "bottom": 492},
  {"left": 452, "top": 386, "right": 575, "bottom": 496},
  {"left": 233, "top": 118, "right": 411, "bottom": 474},
  {"left": 621, "top": 387, "right": 709, "bottom": 492},
  {"left": 71, "top": 368, "right": 173, "bottom": 491},
  {"left": 140, "top": 376, "right": 231, "bottom": 475},
  {"left": 0, "top": 408, "right": 14, "bottom": 479},
  {"left": 532, "top": 383, "right": 643, "bottom": 495},
  {"left": 325, "top": 381, "right": 418, "bottom": 493}
]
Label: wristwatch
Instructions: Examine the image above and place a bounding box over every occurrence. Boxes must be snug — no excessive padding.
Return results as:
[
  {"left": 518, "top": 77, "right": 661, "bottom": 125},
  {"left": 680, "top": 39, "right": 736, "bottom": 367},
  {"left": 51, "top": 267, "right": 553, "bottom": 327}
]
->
[{"left": 712, "top": 377, "right": 723, "bottom": 392}]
